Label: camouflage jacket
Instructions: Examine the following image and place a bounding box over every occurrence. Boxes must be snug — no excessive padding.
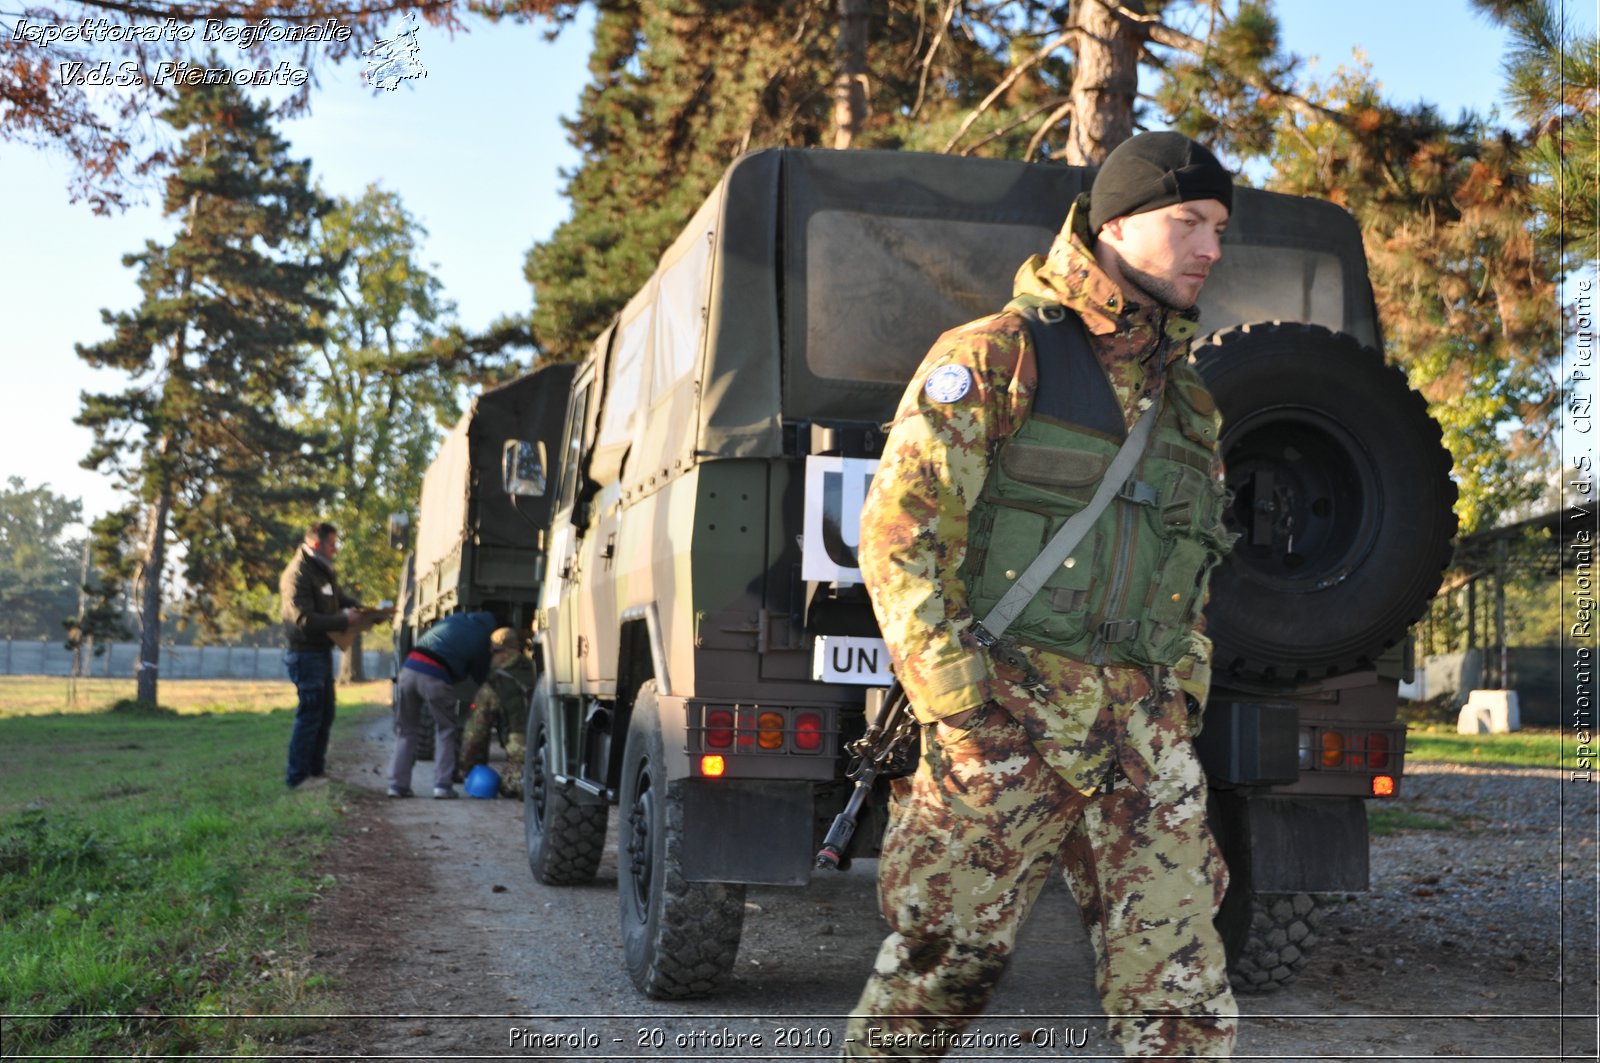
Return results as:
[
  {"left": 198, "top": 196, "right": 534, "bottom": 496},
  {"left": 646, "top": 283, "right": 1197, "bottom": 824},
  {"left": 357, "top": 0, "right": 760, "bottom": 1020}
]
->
[
  {"left": 476, "top": 657, "right": 534, "bottom": 722},
  {"left": 859, "top": 196, "right": 1216, "bottom": 725}
]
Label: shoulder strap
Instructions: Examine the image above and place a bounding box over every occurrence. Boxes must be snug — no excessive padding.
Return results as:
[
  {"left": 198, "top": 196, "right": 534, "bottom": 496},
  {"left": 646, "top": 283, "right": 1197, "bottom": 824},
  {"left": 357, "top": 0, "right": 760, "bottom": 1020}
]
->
[
  {"left": 1006, "top": 296, "right": 1124, "bottom": 438},
  {"left": 978, "top": 399, "right": 1161, "bottom": 641}
]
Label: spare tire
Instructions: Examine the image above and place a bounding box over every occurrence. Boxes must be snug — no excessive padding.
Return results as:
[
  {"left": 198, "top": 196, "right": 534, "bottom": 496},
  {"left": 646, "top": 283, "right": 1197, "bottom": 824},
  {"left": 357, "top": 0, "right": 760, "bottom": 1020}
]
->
[{"left": 1192, "top": 322, "right": 1457, "bottom": 685}]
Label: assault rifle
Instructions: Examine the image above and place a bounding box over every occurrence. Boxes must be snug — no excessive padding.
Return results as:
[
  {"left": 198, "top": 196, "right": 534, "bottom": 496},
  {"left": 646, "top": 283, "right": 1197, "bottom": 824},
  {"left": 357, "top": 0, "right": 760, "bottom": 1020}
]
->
[{"left": 815, "top": 679, "right": 919, "bottom": 870}]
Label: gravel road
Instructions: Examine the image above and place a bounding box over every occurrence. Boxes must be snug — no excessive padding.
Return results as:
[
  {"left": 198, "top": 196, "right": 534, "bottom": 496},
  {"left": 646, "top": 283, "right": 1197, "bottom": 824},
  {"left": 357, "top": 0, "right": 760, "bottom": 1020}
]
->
[{"left": 277, "top": 709, "right": 1596, "bottom": 1062}]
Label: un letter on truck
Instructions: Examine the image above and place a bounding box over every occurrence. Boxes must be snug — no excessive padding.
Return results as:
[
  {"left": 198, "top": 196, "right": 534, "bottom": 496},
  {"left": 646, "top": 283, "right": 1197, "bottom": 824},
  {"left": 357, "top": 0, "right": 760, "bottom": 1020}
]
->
[
  {"left": 801, "top": 455, "right": 880, "bottom": 584},
  {"left": 812, "top": 635, "right": 896, "bottom": 685}
]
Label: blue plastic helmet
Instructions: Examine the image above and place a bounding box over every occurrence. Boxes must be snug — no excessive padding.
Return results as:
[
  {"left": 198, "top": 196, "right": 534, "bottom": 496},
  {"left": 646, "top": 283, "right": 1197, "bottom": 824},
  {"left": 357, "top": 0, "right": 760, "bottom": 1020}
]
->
[{"left": 464, "top": 764, "right": 501, "bottom": 799}]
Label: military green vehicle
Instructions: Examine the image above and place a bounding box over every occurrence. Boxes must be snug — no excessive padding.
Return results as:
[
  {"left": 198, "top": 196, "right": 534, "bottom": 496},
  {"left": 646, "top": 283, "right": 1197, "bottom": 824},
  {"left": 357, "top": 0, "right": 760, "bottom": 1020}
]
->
[
  {"left": 389, "top": 363, "right": 573, "bottom": 759},
  {"left": 510, "top": 148, "right": 1456, "bottom": 998}
]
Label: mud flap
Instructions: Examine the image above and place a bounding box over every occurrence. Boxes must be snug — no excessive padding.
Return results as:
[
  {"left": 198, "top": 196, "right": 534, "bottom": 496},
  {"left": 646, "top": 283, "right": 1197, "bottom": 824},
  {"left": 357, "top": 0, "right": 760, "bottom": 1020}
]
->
[{"left": 680, "top": 779, "right": 815, "bottom": 885}]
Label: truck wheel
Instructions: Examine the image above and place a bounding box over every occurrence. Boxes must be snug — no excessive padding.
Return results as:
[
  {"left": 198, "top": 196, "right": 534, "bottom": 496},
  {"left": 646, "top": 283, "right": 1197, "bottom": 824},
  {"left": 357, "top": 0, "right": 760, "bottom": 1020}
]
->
[
  {"left": 618, "top": 681, "right": 745, "bottom": 999},
  {"left": 1192, "top": 322, "right": 1456, "bottom": 684},
  {"left": 524, "top": 679, "right": 608, "bottom": 886},
  {"left": 1224, "top": 892, "right": 1324, "bottom": 993}
]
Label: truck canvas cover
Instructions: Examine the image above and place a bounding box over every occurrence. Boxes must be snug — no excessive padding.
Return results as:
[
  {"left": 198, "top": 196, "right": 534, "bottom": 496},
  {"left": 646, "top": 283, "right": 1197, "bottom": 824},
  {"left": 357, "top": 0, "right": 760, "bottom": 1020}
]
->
[
  {"left": 605, "top": 148, "right": 1379, "bottom": 485},
  {"left": 413, "top": 363, "right": 575, "bottom": 600}
]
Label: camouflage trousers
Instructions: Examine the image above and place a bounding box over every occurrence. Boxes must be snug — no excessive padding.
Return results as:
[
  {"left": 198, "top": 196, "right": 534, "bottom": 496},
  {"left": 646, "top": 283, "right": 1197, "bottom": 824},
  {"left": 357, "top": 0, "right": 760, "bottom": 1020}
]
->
[
  {"left": 459, "top": 707, "right": 527, "bottom": 797},
  {"left": 844, "top": 698, "right": 1236, "bottom": 1060},
  {"left": 459, "top": 706, "right": 498, "bottom": 774}
]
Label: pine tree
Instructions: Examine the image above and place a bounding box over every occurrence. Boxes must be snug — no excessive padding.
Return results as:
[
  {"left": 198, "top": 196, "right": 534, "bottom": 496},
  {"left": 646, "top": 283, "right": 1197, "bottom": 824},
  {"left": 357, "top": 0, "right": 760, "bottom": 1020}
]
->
[
  {"left": 75, "top": 78, "right": 338, "bottom": 705},
  {"left": 1474, "top": 0, "right": 1598, "bottom": 272}
]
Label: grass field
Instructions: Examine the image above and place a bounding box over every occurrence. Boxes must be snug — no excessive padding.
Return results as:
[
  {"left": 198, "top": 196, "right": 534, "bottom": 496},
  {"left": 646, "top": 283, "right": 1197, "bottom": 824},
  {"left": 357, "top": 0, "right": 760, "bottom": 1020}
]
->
[
  {"left": 1405, "top": 724, "right": 1568, "bottom": 770},
  {"left": 0, "top": 675, "right": 390, "bottom": 718},
  {"left": 0, "top": 678, "right": 388, "bottom": 1057}
]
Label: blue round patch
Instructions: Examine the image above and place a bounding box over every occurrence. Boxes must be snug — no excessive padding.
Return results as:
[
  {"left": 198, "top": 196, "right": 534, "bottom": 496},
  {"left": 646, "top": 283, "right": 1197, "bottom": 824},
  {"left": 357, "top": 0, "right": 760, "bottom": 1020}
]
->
[{"left": 924, "top": 364, "right": 972, "bottom": 404}]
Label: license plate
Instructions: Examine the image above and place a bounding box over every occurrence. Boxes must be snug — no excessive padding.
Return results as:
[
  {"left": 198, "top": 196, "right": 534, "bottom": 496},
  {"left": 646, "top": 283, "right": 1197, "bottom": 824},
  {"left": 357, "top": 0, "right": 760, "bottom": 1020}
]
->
[{"left": 812, "top": 635, "right": 894, "bottom": 685}]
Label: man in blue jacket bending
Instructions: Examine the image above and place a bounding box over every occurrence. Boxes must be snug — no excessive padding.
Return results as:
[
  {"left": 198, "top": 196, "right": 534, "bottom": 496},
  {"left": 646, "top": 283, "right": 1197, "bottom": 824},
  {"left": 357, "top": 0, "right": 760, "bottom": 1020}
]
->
[{"left": 388, "top": 610, "right": 497, "bottom": 798}]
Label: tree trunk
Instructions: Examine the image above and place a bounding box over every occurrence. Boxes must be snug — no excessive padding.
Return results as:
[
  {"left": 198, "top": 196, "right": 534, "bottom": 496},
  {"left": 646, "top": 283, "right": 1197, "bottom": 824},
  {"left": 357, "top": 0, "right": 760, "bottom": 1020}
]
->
[
  {"left": 73, "top": 539, "right": 89, "bottom": 678},
  {"left": 135, "top": 488, "right": 171, "bottom": 705},
  {"left": 832, "top": 0, "right": 870, "bottom": 149},
  {"left": 1063, "top": 0, "right": 1145, "bottom": 165}
]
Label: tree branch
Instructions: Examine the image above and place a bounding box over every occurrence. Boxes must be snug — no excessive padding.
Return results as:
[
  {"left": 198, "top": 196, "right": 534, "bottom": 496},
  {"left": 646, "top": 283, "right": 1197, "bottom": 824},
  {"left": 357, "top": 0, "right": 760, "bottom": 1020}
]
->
[
  {"left": 943, "top": 26, "right": 1073, "bottom": 154},
  {"left": 1025, "top": 97, "right": 1075, "bottom": 161}
]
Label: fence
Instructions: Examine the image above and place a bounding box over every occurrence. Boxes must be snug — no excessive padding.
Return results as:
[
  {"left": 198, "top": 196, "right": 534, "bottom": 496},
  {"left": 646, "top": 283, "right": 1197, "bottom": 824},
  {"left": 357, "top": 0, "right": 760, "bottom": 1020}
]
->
[
  {"left": 0, "top": 640, "right": 394, "bottom": 681},
  {"left": 1399, "top": 647, "right": 1576, "bottom": 727}
]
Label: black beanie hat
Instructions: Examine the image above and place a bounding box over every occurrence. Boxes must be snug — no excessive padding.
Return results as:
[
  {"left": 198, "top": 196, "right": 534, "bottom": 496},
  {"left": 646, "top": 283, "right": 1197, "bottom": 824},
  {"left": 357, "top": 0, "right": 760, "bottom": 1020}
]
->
[{"left": 1088, "top": 131, "right": 1234, "bottom": 234}]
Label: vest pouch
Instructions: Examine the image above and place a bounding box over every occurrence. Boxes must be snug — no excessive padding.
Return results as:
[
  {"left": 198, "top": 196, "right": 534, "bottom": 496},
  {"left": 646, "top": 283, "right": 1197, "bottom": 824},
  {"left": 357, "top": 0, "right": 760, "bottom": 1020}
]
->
[
  {"left": 1137, "top": 537, "right": 1217, "bottom": 663},
  {"left": 967, "top": 501, "right": 1103, "bottom": 608},
  {"left": 1168, "top": 371, "right": 1222, "bottom": 449},
  {"left": 1161, "top": 463, "right": 1231, "bottom": 547},
  {"left": 1029, "top": 521, "right": 1101, "bottom": 646},
  {"left": 998, "top": 442, "right": 1110, "bottom": 504}
]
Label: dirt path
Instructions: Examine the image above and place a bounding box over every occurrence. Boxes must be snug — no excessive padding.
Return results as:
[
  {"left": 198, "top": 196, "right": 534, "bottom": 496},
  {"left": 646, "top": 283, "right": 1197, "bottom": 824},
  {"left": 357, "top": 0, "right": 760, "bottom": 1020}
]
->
[{"left": 277, "top": 707, "right": 1595, "bottom": 1061}]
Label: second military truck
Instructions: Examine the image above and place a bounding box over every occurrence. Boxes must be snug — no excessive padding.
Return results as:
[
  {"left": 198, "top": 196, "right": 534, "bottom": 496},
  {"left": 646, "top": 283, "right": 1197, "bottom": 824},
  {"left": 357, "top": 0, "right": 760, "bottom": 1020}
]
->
[
  {"left": 391, "top": 363, "right": 573, "bottom": 759},
  {"left": 506, "top": 148, "right": 1457, "bottom": 998}
]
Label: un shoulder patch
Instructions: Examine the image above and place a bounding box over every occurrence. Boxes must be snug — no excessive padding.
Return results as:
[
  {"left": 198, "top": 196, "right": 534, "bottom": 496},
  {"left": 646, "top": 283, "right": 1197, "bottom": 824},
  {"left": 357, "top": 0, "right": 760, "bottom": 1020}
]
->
[{"left": 924, "top": 364, "right": 973, "bottom": 404}]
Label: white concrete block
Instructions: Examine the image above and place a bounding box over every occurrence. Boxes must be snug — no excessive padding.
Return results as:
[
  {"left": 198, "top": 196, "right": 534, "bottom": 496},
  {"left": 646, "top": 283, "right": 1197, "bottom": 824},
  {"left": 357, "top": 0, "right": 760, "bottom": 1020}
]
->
[{"left": 1457, "top": 689, "right": 1521, "bottom": 734}]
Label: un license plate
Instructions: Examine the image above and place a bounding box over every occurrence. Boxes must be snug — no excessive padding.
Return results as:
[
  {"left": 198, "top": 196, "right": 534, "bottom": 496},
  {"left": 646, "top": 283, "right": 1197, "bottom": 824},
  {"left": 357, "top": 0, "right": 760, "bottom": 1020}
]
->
[{"left": 812, "top": 636, "right": 894, "bottom": 685}]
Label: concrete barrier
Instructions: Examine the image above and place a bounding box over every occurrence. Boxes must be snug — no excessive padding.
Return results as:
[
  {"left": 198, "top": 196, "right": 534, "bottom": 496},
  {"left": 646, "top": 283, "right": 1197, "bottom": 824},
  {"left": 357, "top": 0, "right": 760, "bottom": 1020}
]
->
[{"left": 1457, "top": 689, "right": 1522, "bottom": 734}]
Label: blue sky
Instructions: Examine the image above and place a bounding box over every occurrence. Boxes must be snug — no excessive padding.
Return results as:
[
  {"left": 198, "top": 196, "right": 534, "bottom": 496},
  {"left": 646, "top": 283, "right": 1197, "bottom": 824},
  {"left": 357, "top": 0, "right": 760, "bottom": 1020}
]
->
[{"left": 0, "top": 0, "right": 1584, "bottom": 528}]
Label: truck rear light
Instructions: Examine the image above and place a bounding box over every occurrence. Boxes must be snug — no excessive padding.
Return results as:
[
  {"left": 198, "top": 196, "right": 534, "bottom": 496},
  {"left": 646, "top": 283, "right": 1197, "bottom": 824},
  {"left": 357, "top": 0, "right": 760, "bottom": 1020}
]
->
[
  {"left": 1372, "top": 774, "right": 1396, "bottom": 797},
  {"left": 1365, "top": 732, "right": 1391, "bottom": 770},
  {"left": 1320, "top": 730, "right": 1345, "bottom": 768},
  {"left": 705, "top": 708, "right": 734, "bottom": 749},
  {"left": 701, "top": 755, "right": 726, "bottom": 777},
  {"left": 757, "top": 711, "right": 785, "bottom": 749},
  {"left": 795, "top": 712, "right": 824, "bottom": 751}
]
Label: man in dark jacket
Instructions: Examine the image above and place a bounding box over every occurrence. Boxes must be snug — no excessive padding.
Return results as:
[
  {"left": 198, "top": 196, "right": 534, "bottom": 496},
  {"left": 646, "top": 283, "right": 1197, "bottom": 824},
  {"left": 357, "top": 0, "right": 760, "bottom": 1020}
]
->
[
  {"left": 280, "top": 522, "right": 361, "bottom": 789},
  {"left": 388, "top": 610, "right": 497, "bottom": 798}
]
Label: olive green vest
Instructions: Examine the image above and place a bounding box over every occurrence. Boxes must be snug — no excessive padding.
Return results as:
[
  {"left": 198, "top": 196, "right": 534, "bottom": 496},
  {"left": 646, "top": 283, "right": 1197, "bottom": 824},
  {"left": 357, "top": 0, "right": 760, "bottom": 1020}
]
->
[{"left": 961, "top": 307, "right": 1235, "bottom": 667}]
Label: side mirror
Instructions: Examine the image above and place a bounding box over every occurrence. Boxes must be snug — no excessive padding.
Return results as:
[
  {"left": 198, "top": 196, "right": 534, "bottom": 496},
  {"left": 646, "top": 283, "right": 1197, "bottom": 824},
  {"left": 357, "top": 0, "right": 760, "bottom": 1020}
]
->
[
  {"left": 503, "top": 439, "right": 548, "bottom": 497},
  {"left": 387, "top": 512, "right": 411, "bottom": 551}
]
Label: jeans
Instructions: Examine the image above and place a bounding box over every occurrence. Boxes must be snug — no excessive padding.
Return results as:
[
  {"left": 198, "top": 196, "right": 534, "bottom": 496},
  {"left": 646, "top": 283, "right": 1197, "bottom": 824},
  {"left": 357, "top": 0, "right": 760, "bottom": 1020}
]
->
[{"left": 285, "top": 649, "right": 336, "bottom": 787}]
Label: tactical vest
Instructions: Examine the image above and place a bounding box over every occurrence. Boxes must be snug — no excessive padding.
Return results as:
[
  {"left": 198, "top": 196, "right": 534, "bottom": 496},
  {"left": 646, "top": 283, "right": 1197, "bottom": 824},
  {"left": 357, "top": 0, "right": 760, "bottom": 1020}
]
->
[{"left": 960, "top": 304, "right": 1235, "bottom": 668}]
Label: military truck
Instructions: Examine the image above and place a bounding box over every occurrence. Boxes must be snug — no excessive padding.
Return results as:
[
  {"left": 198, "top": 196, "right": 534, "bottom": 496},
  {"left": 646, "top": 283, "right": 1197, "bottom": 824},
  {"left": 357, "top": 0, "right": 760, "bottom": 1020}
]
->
[
  {"left": 390, "top": 362, "right": 574, "bottom": 759},
  {"left": 508, "top": 148, "right": 1456, "bottom": 998}
]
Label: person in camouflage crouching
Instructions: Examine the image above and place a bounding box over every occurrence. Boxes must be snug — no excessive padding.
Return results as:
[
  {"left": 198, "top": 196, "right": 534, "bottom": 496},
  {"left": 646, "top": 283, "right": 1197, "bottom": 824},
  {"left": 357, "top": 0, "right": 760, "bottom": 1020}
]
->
[
  {"left": 845, "top": 132, "right": 1240, "bottom": 1060},
  {"left": 458, "top": 627, "right": 535, "bottom": 797}
]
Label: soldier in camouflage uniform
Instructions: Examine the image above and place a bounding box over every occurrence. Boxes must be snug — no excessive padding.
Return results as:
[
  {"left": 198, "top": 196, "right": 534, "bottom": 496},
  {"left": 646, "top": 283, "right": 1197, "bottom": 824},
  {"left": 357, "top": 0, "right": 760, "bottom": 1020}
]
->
[
  {"left": 846, "top": 132, "right": 1239, "bottom": 1059},
  {"left": 458, "top": 627, "right": 535, "bottom": 797}
]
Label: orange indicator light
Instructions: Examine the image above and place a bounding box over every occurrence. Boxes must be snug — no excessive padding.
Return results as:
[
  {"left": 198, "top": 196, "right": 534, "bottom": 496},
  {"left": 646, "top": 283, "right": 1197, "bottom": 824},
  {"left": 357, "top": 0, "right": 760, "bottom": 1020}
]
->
[
  {"left": 701, "top": 755, "right": 726, "bottom": 777},
  {"left": 1372, "top": 774, "right": 1396, "bottom": 797}
]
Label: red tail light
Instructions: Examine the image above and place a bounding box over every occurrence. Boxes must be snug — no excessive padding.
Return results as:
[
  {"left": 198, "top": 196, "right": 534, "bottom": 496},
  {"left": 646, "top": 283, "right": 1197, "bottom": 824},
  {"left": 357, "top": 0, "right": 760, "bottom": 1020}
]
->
[
  {"left": 1366, "top": 732, "right": 1391, "bottom": 770},
  {"left": 705, "top": 708, "right": 734, "bottom": 749},
  {"left": 795, "top": 712, "right": 823, "bottom": 752},
  {"left": 1372, "top": 774, "right": 1396, "bottom": 797}
]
